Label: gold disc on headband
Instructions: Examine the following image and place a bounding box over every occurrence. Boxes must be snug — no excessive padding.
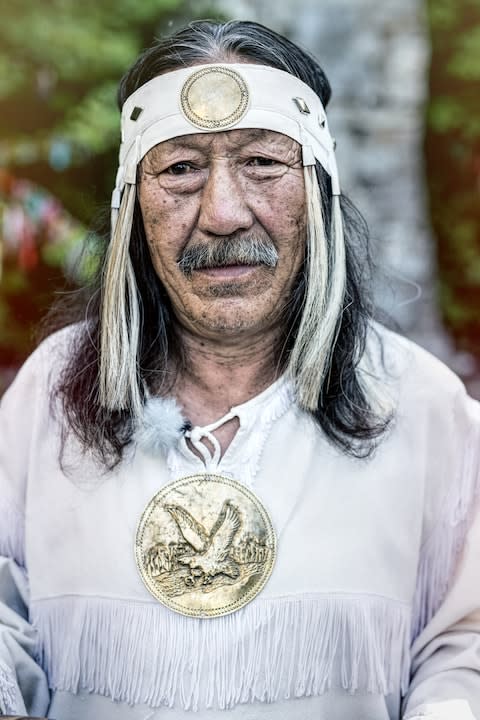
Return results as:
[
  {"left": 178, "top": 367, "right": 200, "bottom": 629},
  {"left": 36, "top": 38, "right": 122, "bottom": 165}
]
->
[
  {"left": 135, "top": 474, "right": 276, "bottom": 617},
  {"left": 180, "top": 66, "right": 249, "bottom": 130}
]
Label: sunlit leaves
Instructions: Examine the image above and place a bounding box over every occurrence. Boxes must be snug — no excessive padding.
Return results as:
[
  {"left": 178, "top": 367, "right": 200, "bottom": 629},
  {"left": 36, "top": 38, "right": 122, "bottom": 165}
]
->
[
  {"left": 448, "top": 27, "right": 480, "bottom": 80},
  {"left": 61, "top": 83, "right": 120, "bottom": 155}
]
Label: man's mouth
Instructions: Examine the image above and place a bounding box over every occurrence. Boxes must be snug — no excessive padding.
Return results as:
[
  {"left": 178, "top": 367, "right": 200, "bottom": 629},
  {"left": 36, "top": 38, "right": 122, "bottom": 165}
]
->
[{"left": 194, "top": 263, "right": 261, "bottom": 279}]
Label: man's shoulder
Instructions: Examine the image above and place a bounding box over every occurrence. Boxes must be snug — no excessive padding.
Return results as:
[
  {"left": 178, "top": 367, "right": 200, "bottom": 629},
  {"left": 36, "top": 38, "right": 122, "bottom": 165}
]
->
[
  {"left": 32, "top": 322, "right": 85, "bottom": 368},
  {"left": 39, "top": 321, "right": 83, "bottom": 349},
  {"left": 9, "top": 322, "right": 85, "bottom": 394},
  {"left": 368, "top": 323, "right": 467, "bottom": 410}
]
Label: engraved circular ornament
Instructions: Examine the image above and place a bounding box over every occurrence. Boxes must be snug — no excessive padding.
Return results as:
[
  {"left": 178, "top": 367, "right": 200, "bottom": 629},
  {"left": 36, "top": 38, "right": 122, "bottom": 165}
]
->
[
  {"left": 180, "top": 66, "right": 249, "bottom": 130},
  {"left": 135, "top": 474, "right": 276, "bottom": 617}
]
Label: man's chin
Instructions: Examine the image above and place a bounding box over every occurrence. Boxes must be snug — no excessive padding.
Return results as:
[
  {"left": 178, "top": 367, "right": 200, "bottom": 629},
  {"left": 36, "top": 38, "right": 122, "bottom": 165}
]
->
[{"left": 179, "top": 295, "right": 281, "bottom": 339}]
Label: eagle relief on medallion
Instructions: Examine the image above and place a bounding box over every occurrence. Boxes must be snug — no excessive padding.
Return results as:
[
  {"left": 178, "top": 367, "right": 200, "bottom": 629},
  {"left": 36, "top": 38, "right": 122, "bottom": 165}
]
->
[{"left": 136, "top": 474, "right": 276, "bottom": 617}]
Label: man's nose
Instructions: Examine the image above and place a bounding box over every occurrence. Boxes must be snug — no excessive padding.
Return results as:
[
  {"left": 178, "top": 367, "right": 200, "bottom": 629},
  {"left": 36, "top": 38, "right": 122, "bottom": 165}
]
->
[{"left": 197, "top": 164, "right": 254, "bottom": 236}]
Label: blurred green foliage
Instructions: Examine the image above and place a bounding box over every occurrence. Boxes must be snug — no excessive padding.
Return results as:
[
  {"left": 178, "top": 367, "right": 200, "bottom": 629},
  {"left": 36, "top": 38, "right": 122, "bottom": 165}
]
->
[
  {"left": 0, "top": 0, "right": 190, "bottom": 223},
  {"left": 0, "top": 0, "right": 222, "bottom": 372},
  {"left": 426, "top": 0, "right": 480, "bottom": 356}
]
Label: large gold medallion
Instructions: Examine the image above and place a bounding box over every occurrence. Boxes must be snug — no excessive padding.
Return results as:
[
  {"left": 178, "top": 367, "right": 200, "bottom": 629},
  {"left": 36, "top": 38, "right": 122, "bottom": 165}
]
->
[
  {"left": 180, "top": 66, "right": 249, "bottom": 130},
  {"left": 135, "top": 474, "right": 276, "bottom": 617}
]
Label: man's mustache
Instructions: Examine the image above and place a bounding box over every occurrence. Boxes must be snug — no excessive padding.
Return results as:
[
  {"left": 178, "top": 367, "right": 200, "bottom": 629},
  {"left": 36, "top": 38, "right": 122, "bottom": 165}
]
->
[{"left": 177, "top": 236, "right": 279, "bottom": 277}]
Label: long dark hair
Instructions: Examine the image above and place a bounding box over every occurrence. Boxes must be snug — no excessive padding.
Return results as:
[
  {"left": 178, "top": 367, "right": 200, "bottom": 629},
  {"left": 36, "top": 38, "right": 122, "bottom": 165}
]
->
[{"left": 47, "top": 20, "right": 390, "bottom": 469}]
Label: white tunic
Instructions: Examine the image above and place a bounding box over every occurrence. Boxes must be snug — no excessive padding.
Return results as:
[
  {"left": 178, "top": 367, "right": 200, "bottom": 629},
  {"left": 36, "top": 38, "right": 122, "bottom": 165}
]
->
[{"left": 0, "top": 325, "right": 479, "bottom": 719}]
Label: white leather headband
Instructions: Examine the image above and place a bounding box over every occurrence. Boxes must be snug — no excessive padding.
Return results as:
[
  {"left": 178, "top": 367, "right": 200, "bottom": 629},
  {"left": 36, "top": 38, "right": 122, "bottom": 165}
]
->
[{"left": 112, "top": 62, "right": 340, "bottom": 210}]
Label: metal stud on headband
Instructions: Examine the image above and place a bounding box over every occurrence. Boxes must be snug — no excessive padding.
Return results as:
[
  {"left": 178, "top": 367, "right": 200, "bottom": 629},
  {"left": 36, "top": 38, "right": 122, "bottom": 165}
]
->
[{"left": 101, "top": 63, "right": 346, "bottom": 416}]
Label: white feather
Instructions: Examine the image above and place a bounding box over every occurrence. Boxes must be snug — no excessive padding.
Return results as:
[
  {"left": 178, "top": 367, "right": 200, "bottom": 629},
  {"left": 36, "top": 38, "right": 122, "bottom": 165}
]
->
[{"left": 135, "top": 396, "right": 186, "bottom": 455}]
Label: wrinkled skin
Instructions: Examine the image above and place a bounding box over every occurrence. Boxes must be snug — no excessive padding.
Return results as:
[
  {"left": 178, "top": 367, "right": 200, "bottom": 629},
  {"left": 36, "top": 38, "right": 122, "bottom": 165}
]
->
[
  {"left": 138, "top": 128, "right": 307, "bottom": 444},
  {"left": 138, "top": 128, "right": 306, "bottom": 343}
]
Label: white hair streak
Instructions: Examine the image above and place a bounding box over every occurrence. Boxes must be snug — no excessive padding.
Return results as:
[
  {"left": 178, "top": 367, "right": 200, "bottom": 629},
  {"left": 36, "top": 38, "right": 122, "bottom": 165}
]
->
[
  {"left": 288, "top": 166, "right": 346, "bottom": 410},
  {"left": 99, "top": 183, "right": 143, "bottom": 417},
  {"left": 289, "top": 166, "right": 393, "bottom": 421}
]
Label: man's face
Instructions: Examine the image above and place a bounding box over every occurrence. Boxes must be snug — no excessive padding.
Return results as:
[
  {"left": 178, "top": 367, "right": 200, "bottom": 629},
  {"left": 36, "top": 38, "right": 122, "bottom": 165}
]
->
[{"left": 138, "top": 128, "right": 306, "bottom": 342}]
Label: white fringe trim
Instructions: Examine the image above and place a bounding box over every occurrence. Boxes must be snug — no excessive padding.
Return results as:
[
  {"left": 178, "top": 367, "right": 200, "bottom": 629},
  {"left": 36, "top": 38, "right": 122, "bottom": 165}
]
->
[
  {"left": 31, "top": 593, "right": 410, "bottom": 710},
  {"left": 412, "top": 415, "right": 480, "bottom": 639},
  {"left": 0, "top": 659, "right": 18, "bottom": 715},
  {"left": 0, "top": 499, "right": 25, "bottom": 568}
]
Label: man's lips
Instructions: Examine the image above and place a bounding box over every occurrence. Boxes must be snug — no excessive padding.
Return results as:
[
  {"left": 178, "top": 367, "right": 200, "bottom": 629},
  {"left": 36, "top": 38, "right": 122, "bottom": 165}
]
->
[{"left": 193, "top": 264, "right": 262, "bottom": 279}]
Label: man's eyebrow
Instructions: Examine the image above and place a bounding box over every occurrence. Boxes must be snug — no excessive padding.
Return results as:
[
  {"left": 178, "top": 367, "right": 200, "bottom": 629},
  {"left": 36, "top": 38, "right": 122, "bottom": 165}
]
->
[
  {"left": 165, "top": 136, "right": 205, "bottom": 149},
  {"left": 228, "top": 129, "right": 272, "bottom": 144},
  {"left": 161, "top": 129, "right": 274, "bottom": 152}
]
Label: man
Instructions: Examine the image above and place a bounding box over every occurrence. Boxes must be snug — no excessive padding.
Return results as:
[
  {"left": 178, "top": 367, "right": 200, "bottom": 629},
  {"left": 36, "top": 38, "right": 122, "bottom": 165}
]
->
[{"left": 0, "top": 19, "right": 479, "bottom": 720}]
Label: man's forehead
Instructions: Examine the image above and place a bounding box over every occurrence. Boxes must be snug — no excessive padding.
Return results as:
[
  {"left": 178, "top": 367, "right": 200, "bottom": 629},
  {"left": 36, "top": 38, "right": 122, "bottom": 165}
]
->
[
  {"left": 149, "top": 128, "right": 300, "bottom": 156},
  {"left": 114, "top": 63, "right": 340, "bottom": 200}
]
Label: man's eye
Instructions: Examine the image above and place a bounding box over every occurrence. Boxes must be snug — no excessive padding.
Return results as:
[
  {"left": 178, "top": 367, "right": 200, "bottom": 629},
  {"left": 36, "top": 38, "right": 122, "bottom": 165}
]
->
[
  {"left": 165, "top": 162, "right": 195, "bottom": 175},
  {"left": 248, "top": 157, "right": 278, "bottom": 167}
]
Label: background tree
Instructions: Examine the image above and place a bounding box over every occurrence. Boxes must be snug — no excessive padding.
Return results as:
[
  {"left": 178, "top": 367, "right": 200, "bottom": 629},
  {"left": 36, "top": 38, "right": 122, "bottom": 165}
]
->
[
  {"left": 0, "top": 0, "right": 214, "bottom": 382},
  {"left": 425, "top": 0, "right": 480, "bottom": 357},
  {"left": 0, "top": 0, "right": 190, "bottom": 222}
]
